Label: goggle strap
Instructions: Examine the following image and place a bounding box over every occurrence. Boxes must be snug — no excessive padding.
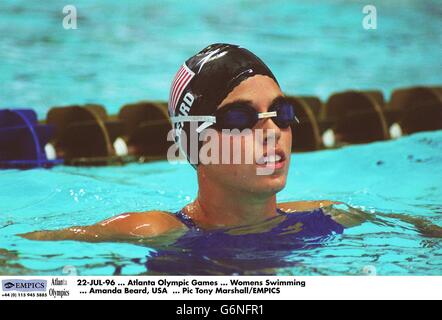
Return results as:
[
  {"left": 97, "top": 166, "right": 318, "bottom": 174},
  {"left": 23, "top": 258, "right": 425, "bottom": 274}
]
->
[
  {"left": 196, "top": 121, "right": 214, "bottom": 133},
  {"left": 170, "top": 112, "right": 299, "bottom": 133},
  {"left": 170, "top": 116, "right": 216, "bottom": 134},
  {"left": 170, "top": 115, "right": 216, "bottom": 123}
]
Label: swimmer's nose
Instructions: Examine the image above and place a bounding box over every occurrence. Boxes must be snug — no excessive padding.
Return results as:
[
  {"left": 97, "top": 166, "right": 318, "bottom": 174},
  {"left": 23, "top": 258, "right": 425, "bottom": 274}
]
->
[{"left": 258, "top": 117, "right": 281, "bottom": 146}]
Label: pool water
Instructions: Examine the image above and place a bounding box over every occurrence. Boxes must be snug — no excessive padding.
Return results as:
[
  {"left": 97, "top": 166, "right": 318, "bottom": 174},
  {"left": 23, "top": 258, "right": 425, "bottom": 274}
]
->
[
  {"left": 1, "top": 130, "right": 441, "bottom": 275},
  {"left": 0, "top": 0, "right": 441, "bottom": 275}
]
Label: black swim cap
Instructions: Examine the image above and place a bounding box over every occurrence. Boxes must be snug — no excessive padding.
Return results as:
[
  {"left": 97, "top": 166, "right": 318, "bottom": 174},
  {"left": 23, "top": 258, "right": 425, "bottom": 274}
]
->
[{"left": 168, "top": 43, "right": 279, "bottom": 167}]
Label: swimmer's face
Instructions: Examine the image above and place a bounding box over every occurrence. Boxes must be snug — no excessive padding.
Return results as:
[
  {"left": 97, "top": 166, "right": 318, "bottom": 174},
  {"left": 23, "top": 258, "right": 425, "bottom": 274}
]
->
[{"left": 198, "top": 75, "right": 292, "bottom": 196}]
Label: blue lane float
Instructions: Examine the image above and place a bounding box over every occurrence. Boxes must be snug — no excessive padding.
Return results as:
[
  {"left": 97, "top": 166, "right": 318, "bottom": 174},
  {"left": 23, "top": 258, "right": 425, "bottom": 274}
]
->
[{"left": 0, "top": 109, "right": 63, "bottom": 169}]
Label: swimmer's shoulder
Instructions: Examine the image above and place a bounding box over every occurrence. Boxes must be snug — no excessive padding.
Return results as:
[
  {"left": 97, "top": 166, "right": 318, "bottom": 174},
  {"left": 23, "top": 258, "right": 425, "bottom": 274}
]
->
[
  {"left": 278, "top": 200, "right": 370, "bottom": 228},
  {"left": 98, "top": 210, "right": 187, "bottom": 238},
  {"left": 278, "top": 200, "right": 342, "bottom": 213},
  {"left": 19, "top": 210, "right": 187, "bottom": 242}
]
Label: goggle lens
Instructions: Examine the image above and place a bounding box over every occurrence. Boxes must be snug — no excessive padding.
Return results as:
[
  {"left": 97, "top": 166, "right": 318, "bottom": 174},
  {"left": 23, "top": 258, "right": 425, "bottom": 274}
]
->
[{"left": 215, "top": 101, "right": 296, "bottom": 130}]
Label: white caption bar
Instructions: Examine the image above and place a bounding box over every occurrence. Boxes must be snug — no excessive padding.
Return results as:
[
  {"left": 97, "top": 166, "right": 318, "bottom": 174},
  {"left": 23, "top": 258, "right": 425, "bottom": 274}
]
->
[{"left": 1, "top": 276, "right": 441, "bottom": 300}]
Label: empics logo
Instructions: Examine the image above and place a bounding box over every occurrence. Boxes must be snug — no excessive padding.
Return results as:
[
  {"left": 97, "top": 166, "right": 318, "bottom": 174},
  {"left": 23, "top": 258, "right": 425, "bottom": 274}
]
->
[
  {"left": 3, "top": 282, "right": 14, "bottom": 289},
  {"left": 2, "top": 279, "right": 47, "bottom": 292}
]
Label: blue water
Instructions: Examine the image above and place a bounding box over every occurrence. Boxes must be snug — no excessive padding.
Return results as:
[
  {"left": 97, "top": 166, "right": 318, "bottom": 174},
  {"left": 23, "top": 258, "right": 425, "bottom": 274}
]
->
[
  {"left": 1, "top": 130, "right": 441, "bottom": 275},
  {"left": 0, "top": 0, "right": 441, "bottom": 119}
]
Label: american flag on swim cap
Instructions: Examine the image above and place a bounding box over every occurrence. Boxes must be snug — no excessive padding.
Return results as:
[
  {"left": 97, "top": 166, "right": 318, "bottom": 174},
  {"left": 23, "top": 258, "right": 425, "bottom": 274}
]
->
[{"left": 168, "top": 63, "right": 195, "bottom": 115}]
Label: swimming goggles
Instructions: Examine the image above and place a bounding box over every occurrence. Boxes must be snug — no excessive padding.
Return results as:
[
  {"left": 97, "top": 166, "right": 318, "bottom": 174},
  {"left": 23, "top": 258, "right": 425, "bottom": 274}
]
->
[{"left": 170, "top": 98, "right": 300, "bottom": 133}]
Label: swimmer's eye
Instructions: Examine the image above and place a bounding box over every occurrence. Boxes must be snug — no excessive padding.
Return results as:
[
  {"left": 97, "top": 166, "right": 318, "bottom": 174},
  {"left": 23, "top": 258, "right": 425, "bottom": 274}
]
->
[
  {"left": 269, "top": 100, "right": 299, "bottom": 129},
  {"left": 214, "top": 103, "right": 258, "bottom": 130}
]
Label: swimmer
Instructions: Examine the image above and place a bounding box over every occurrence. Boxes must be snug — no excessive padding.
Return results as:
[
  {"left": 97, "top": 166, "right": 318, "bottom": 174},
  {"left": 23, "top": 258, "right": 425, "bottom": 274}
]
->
[{"left": 20, "top": 43, "right": 442, "bottom": 242}]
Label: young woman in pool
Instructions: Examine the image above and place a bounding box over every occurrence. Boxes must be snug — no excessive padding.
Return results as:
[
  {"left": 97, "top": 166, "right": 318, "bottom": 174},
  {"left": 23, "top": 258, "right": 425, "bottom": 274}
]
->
[{"left": 21, "top": 43, "right": 439, "bottom": 242}]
